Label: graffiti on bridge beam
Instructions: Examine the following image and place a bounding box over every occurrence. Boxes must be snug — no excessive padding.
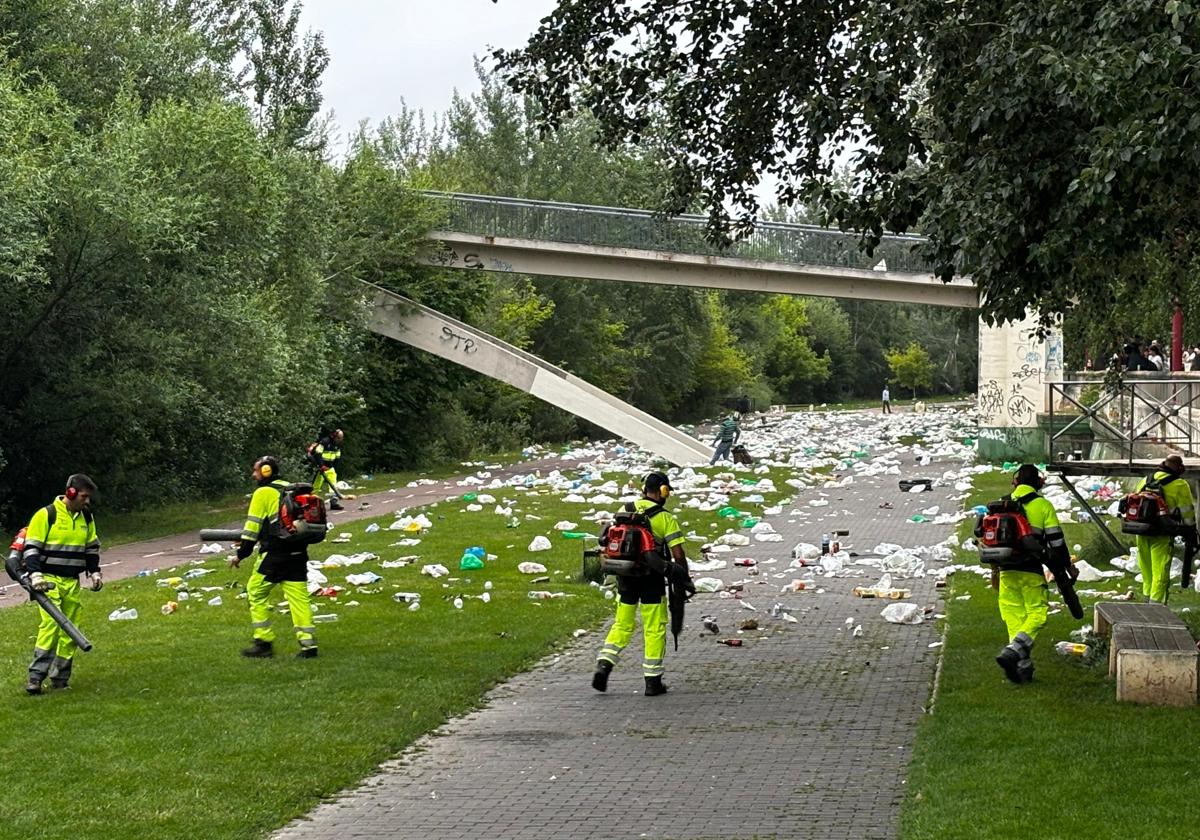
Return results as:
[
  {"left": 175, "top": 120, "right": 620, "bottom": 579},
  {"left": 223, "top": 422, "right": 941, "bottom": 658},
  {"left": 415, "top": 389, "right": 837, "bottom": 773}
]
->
[
  {"left": 440, "top": 325, "right": 478, "bottom": 354},
  {"left": 434, "top": 247, "right": 514, "bottom": 273}
]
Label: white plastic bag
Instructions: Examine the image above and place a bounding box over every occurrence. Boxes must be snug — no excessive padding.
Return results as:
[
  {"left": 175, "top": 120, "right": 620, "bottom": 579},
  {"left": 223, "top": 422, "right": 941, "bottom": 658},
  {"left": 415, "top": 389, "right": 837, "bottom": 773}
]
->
[
  {"left": 880, "top": 602, "right": 923, "bottom": 625},
  {"left": 528, "top": 535, "right": 552, "bottom": 552}
]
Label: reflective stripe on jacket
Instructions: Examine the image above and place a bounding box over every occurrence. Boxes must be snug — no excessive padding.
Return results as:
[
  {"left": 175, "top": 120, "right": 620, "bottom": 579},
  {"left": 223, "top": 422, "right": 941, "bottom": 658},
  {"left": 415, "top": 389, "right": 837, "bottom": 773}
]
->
[{"left": 22, "top": 496, "right": 100, "bottom": 577}]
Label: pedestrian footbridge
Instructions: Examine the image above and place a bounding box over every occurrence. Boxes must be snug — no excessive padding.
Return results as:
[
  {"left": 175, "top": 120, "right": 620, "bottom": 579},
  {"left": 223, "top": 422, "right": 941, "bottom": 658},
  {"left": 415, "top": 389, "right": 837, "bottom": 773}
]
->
[
  {"left": 370, "top": 192, "right": 980, "bottom": 465},
  {"left": 418, "top": 192, "right": 978, "bottom": 309}
]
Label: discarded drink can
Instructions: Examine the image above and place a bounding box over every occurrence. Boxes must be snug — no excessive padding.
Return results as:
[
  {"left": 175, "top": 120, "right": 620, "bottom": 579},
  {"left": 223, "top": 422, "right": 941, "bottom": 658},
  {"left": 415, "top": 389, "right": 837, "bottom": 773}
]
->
[{"left": 718, "top": 638, "right": 743, "bottom": 647}]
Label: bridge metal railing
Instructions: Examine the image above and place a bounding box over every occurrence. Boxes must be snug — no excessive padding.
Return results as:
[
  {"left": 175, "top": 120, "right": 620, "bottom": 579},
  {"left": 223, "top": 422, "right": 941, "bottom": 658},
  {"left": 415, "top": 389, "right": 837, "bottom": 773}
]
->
[
  {"left": 1048, "top": 376, "right": 1200, "bottom": 463},
  {"left": 420, "top": 191, "right": 937, "bottom": 274}
]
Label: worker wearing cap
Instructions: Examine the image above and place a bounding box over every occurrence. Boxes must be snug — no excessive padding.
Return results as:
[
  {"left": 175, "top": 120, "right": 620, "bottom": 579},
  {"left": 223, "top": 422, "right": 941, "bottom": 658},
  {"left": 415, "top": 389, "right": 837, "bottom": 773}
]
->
[
  {"left": 593, "top": 472, "right": 690, "bottom": 697},
  {"left": 1134, "top": 454, "right": 1196, "bottom": 603}
]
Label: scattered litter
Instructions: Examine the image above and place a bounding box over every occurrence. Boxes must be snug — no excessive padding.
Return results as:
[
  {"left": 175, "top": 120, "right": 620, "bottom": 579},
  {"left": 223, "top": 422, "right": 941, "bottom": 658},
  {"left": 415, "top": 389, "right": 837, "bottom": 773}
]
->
[
  {"left": 880, "top": 603, "right": 923, "bottom": 624},
  {"left": 198, "top": 543, "right": 224, "bottom": 554},
  {"left": 365, "top": 523, "right": 380, "bottom": 533},
  {"left": 346, "top": 572, "right": 383, "bottom": 586},
  {"left": 207, "top": 595, "right": 222, "bottom": 607},
  {"left": 421, "top": 564, "right": 450, "bottom": 578},
  {"left": 108, "top": 607, "right": 138, "bottom": 621},
  {"left": 518, "top": 562, "right": 548, "bottom": 574},
  {"left": 528, "top": 536, "right": 552, "bottom": 552}
]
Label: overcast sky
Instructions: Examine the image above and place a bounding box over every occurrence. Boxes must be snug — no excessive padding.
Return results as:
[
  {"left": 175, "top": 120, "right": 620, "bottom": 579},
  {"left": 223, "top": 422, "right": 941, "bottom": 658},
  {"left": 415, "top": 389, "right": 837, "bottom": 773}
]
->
[{"left": 300, "top": 0, "right": 558, "bottom": 144}]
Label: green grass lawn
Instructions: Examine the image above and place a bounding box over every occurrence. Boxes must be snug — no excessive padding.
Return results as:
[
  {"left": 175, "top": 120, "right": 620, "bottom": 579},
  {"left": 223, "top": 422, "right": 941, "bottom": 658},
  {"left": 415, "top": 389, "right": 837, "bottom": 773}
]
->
[
  {"left": 11, "top": 454, "right": 528, "bottom": 549},
  {"left": 900, "top": 470, "right": 1200, "bottom": 840},
  {"left": 0, "top": 464, "right": 798, "bottom": 840}
]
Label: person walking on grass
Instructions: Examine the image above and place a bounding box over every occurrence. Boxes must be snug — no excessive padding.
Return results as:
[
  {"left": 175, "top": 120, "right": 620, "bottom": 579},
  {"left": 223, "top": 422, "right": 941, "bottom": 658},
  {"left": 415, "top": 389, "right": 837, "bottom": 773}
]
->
[
  {"left": 1132, "top": 454, "right": 1196, "bottom": 603},
  {"left": 231, "top": 456, "right": 319, "bottom": 659},
  {"left": 21, "top": 474, "right": 103, "bottom": 694},
  {"left": 985, "top": 465, "right": 1075, "bottom": 684}
]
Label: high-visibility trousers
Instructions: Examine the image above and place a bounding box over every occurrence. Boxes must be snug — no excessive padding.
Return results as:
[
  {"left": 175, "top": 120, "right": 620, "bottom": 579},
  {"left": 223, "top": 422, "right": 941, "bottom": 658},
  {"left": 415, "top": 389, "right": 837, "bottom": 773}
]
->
[
  {"left": 597, "top": 599, "right": 667, "bottom": 678},
  {"left": 312, "top": 467, "right": 339, "bottom": 500},
  {"left": 30, "top": 573, "right": 82, "bottom": 684},
  {"left": 998, "top": 570, "right": 1049, "bottom": 642},
  {"left": 246, "top": 560, "right": 316, "bottom": 650},
  {"left": 1135, "top": 535, "right": 1173, "bottom": 603}
]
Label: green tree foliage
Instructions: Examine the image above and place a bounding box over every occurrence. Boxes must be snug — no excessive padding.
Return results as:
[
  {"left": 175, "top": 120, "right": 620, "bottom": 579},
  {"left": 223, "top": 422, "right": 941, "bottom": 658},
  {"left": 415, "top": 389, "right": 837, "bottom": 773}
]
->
[
  {"left": 495, "top": 1, "right": 1200, "bottom": 326},
  {"left": 246, "top": 0, "right": 329, "bottom": 148},
  {"left": 886, "top": 343, "right": 936, "bottom": 399},
  {"left": 0, "top": 1, "right": 428, "bottom": 521}
]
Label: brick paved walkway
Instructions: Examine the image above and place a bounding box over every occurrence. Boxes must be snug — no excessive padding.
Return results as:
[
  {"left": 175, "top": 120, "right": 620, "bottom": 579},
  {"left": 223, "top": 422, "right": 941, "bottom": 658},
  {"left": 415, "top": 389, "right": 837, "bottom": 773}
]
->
[{"left": 274, "top": 441, "right": 966, "bottom": 840}]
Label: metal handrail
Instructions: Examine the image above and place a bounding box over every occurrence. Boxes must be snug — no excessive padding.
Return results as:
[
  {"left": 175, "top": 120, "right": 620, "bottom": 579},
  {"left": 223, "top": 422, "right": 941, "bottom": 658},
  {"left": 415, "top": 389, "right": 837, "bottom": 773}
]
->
[
  {"left": 1049, "top": 379, "right": 1200, "bottom": 462},
  {"left": 419, "top": 190, "right": 942, "bottom": 274}
]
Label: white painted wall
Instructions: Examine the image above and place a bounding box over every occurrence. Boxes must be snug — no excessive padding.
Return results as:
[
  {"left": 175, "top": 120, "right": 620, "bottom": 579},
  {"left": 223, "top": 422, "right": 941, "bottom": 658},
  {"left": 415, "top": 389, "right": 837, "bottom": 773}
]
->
[{"left": 976, "top": 313, "right": 1063, "bottom": 455}]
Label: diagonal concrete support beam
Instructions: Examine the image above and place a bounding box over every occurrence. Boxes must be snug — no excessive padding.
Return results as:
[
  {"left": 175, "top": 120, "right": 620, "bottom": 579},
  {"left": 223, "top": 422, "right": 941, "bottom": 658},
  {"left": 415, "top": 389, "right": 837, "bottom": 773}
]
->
[{"left": 359, "top": 281, "right": 712, "bottom": 466}]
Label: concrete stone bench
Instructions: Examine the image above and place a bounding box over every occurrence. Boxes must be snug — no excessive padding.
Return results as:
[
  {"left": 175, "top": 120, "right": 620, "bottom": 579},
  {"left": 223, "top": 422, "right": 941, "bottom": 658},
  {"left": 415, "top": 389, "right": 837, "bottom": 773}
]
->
[
  {"left": 1113, "top": 624, "right": 1198, "bottom": 706},
  {"left": 1093, "top": 601, "right": 1185, "bottom": 638}
]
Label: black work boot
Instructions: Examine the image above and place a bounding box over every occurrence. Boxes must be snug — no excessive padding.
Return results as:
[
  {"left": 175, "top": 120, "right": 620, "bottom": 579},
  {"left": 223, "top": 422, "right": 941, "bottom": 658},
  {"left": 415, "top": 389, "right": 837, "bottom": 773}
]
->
[
  {"left": 592, "top": 660, "right": 612, "bottom": 692},
  {"left": 49, "top": 680, "right": 70, "bottom": 690},
  {"left": 644, "top": 675, "right": 668, "bottom": 696},
  {"left": 296, "top": 648, "right": 318, "bottom": 659},
  {"left": 329, "top": 499, "right": 344, "bottom": 511},
  {"left": 1016, "top": 658, "right": 1035, "bottom": 683},
  {"left": 241, "top": 639, "right": 274, "bottom": 658},
  {"left": 995, "top": 644, "right": 1023, "bottom": 684},
  {"left": 25, "top": 678, "right": 42, "bottom": 696}
]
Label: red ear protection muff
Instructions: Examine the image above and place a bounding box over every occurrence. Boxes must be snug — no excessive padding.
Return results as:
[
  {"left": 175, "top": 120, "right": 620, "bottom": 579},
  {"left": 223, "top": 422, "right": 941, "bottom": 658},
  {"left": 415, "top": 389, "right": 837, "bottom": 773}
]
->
[{"left": 65, "top": 486, "right": 78, "bottom": 500}]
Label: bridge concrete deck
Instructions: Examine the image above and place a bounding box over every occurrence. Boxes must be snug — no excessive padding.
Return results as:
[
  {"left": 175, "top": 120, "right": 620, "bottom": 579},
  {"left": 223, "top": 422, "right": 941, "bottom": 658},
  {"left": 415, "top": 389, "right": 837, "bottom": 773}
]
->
[{"left": 273, "top": 437, "right": 959, "bottom": 840}]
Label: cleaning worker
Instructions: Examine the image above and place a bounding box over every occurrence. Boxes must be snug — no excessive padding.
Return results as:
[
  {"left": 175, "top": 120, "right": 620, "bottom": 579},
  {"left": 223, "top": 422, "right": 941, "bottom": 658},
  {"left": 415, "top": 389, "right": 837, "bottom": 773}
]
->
[
  {"left": 21, "top": 474, "right": 103, "bottom": 694},
  {"left": 990, "top": 464, "right": 1075, "bottom": 684},
  {"left": 308, "top": 428, "right": 345, "bottom": 511},
  {"left": 231, "top": 456, "right": 318, "bottom": 659},
  {"left": 1133, "top": 454, "right": 1196, "bottom": 603},
  {"left": 593, "top": 472, "right": 691, "bottom": 697}
]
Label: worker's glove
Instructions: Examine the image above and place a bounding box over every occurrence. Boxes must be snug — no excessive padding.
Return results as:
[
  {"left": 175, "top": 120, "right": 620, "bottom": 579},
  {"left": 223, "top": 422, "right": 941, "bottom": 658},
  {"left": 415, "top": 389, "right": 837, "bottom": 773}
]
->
[
  {"left": 1066, "top": 563, "right": 1079, "bottom": 583},
  {"left": 28, "top": 572, "right": 51, "bottom": 592},
  {"left": 88, "top": 572, "right": 103, "bottom": 592}
]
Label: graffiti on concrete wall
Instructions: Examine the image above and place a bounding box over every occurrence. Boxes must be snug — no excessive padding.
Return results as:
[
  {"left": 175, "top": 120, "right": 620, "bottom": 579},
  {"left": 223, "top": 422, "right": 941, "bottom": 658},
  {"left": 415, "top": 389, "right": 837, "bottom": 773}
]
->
[{"left": 979, "top": 315, "right": 1062, "bottom": 429}]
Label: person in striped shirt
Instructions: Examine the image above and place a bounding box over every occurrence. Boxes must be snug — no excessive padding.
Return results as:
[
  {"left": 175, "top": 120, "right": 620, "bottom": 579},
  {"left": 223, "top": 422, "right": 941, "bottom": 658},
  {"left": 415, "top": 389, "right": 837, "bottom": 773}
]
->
[{"left": 709, "top": 414, "right": 740, "bottom": 464}]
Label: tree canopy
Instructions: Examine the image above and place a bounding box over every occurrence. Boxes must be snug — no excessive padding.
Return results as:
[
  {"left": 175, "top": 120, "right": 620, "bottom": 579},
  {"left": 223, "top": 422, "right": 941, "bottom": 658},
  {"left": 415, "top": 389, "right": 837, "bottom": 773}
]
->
[{"left": 494, "top": 0, "right": 1200, "bottom": 326}]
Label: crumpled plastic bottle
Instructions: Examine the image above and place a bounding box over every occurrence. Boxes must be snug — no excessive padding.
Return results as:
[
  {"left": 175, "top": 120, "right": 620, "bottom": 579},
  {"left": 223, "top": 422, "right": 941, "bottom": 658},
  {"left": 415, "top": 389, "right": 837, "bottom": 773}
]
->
[{"left": 1054, "top": 641, "right": 1089, "bottom": 657}]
